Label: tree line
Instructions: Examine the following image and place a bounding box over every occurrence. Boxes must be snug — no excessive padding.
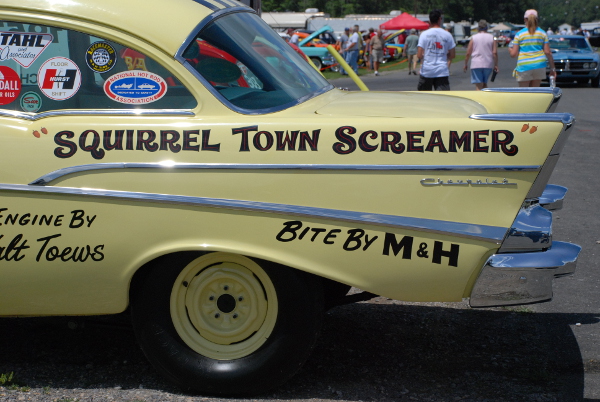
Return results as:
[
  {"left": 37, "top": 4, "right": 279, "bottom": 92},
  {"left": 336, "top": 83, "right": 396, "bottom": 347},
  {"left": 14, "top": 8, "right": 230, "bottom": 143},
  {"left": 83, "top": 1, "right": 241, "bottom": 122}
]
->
[{"left": 262, "top": 0, "right": 600, "bottom": 30}]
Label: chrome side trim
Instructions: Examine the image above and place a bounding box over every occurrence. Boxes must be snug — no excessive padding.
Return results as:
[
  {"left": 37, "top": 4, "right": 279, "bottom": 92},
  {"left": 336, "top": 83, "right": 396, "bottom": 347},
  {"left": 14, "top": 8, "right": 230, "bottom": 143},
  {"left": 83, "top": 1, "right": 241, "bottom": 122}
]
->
[
  {"left": 499, "top": 204, "right": 552, "bottom": 253},
  {"left": 0, "top": 109, "right": 195, "bottom": 121},
  {"left": 481, "top": 87, "right": 562, "bottom": 112},
  {"left": 0, "top": 183, "right": 507, "bottom": 243},
  {"left": 538, "top": 184, "right": 567, "bottom": 211},
  {"left": 469, "top": 241, "right": 581, "bottom": 307},
  {"left": 470, "top": 112, "right": 574, "bottom": 125},
  {"left": 30, "top": 163, "right": 541, "bottom": 186}
]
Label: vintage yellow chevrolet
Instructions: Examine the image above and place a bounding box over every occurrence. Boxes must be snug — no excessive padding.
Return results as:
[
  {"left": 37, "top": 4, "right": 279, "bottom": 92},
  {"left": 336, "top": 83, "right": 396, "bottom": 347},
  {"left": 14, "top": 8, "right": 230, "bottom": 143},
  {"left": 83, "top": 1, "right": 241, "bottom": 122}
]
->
[{"left": 0, "top": 0, "right": 581, "bottom": 396}]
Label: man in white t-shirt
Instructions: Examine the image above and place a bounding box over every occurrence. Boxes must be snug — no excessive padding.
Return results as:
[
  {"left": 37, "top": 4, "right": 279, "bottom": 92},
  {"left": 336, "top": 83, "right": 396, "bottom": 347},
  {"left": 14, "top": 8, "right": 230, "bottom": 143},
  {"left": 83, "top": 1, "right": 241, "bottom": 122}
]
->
[
  {"left": 343, "top": 25, "right": 360, "bottom": 74},
  {"left": 416, "top": 9, "right": 455, "bottom": 90}
]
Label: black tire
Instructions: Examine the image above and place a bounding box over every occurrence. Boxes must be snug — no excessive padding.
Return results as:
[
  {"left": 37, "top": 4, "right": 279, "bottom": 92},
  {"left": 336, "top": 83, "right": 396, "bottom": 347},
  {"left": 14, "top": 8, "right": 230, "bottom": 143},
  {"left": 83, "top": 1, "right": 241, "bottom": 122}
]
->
[
  {"left": 577, "top": 78, "right": 589, "bottom": 86},
  {"left": 592, "top": 76, "right": 600, "bottom": 88},
  {"left": 309, "top": 57, "right": 322, "bottom": 70},
  {"left": 130, "top": 252, "right": 323, "bottom": 396}
]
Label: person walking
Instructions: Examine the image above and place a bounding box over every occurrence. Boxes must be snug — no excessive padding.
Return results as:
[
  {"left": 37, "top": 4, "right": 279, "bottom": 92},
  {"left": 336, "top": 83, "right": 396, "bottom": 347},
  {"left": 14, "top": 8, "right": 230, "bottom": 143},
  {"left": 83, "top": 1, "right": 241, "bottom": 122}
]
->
[
  {"left": 370, "top": 29, "right": 385, "bottom": 76},
  {"left": 416, "top": 10, "right": 455, "bottom": 90},
  {"left": 509, "top": 9, "right": 556, "bottom": 87},
  {"left": 344, "top": 25, "right": 361, "bottom": 74},
  {"left": 463, "top": 19, "right": 498, "bottom": 90},
  {"left": 404, "top": 29, "right": 419, "bottom": 75}
]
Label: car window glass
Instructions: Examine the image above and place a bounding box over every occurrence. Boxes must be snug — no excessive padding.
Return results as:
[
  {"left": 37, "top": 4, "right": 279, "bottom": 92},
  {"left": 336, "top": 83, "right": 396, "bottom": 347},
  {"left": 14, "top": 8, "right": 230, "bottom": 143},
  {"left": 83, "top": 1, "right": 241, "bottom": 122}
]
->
[
  {"left": 0, "top": 21, "right": 197, "bottom": 115},
  {"left": 549, "top": 37, "right": 589, "bottom": 50},
  {"left": 184, "top": 12, "right": 331, "bottom": 113}
]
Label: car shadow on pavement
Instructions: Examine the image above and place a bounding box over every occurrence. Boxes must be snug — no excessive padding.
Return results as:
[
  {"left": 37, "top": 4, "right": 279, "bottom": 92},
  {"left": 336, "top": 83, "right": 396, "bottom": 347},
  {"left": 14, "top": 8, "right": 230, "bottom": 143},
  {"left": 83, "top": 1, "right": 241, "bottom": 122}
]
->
[{"left": 0, "top": 303, "right": 597, "bottom": 401}]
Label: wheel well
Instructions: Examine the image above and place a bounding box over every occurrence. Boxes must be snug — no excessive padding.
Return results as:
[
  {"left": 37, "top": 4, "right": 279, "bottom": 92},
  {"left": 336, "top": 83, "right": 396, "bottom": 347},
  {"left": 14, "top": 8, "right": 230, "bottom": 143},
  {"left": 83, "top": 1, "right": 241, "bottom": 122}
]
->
[
  {"left": 128, "top": 251, "right": 332, "bottom": 309},
  {"left": 129, "top": 251, "right": 204, "bottom": 302}
]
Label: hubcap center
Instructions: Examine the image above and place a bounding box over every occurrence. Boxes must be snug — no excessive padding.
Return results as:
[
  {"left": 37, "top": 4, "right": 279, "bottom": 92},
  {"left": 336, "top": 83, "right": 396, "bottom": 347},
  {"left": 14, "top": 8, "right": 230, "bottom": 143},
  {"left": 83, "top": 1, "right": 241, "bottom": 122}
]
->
[{"left": 217, "top": 294, "right": 236, "bottom": 313}]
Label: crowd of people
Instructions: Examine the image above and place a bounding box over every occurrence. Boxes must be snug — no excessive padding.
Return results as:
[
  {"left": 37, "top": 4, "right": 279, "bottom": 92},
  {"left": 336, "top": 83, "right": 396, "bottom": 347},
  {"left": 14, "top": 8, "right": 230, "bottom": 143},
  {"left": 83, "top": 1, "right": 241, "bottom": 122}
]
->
[{"left": 284, "top": 7, "right": 563, "bottom": 91}]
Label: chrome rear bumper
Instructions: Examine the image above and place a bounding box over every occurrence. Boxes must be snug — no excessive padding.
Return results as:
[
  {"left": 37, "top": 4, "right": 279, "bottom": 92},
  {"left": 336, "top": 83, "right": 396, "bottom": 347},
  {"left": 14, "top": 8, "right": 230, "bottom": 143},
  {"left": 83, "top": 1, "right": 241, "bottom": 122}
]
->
[{"left": 470, "top": 242, "right": 581, "bottom": 307}]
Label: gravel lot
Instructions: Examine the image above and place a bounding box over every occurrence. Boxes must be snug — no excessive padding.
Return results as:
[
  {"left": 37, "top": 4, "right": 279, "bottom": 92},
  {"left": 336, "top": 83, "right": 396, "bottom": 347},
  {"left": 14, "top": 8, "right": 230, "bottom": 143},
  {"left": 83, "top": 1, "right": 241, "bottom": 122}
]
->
[{"left": 0, "top": 293, "right": 594, "bottom": 402}]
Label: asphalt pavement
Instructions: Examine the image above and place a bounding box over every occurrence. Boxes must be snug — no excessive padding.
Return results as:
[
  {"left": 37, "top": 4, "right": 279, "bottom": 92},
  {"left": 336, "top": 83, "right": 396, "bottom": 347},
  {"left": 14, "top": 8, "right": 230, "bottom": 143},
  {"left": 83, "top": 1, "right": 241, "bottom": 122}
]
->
[{"left": 337, "top": 46, "right": 600, "bottom": 399}]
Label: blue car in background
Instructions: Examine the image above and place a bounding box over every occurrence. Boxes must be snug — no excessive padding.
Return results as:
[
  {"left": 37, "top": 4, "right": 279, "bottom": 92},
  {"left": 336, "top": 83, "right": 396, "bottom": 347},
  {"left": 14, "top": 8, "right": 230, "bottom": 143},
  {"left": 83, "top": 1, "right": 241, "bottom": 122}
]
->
[
  {"left": 298, "top": 25, "right": 337, "bottom": 71},
  {"left": 548, "top": 35, "right": 600, "bottom": 87}
]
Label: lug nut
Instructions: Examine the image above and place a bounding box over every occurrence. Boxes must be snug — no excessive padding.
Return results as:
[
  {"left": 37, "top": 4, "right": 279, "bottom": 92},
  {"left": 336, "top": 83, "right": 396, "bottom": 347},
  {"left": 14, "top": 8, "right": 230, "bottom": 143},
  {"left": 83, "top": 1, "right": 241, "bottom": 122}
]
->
[
  {"left": 224, "top": 285, "right": 229, "bottom": 291},
  {"left": 182, "top": 281, "right": 188, "bottom": 287},
  {"left": 238, "top": 296, "right": 244, "bottom": 301},
  {"left": 233, "top": 314, "right": 238, "bottom": 319},
  {"left": 209, "top": 296, "right": 214, "bottom": 301},
  {"left": 215, "top": 313, "right": 220, "bottom": 318}
]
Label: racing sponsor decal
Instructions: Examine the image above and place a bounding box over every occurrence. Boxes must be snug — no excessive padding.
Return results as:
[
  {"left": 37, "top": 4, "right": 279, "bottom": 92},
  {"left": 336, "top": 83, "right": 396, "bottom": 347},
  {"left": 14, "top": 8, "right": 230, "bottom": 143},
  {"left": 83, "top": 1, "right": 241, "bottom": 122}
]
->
[
  {"left": 275, "top": 220, "right": 460, "bottom": 267},
  {"left": 0, "top": 208, "right": 104, "bottom": 263},
  {"left": 0, "top": 31, "right": 53, "bottom": 67},
  {"left": 37, "top": 57, "right": 81, "bottom": 100},
  {"left": 20, "top": 91, "right": 42, "bottom": 113},
  {"left": 85, "top": 41, "right": 116, "bottom": 73},
  {"left": 103, "top": 70, "right": 167, "bottom": 104},
  {"left": 0, "top": 66, "right": 21, "bottom": 105}
]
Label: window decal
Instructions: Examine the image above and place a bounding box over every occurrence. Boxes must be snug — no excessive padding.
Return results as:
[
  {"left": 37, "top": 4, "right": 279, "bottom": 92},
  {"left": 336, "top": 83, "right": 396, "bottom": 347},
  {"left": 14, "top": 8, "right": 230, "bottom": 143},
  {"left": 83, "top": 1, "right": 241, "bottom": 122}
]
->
[
  {"left": 0, "top": 66, "right": 21, "bottom": 105},
  {"left": 85, "top": 41, "right": 116, "bottom": 73},
  {"left": 19, "top": 91, "right": 42, "bottom": 112},
  {"left": 37, "top": 57, "right": 81, "bottom": 101},
  {"left": 0, "top": 31, "right": 53, "bottom": 67},
  {"left": 103, "top": 70, "right": 167, "bottom": 104}
]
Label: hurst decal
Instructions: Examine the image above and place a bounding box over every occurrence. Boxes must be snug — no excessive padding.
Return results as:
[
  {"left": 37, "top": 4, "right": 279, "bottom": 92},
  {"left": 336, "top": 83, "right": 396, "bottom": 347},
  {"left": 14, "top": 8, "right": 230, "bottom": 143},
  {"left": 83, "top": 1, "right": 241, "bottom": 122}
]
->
[
  {"left": 38, "top": 57, "right": 81, "bottom": 100},
  {"left": 332, "top": 126, "right": 518, "bottom": 156},
  {"left": 275, "top": 220, "right": 460, "bottom": 267}
]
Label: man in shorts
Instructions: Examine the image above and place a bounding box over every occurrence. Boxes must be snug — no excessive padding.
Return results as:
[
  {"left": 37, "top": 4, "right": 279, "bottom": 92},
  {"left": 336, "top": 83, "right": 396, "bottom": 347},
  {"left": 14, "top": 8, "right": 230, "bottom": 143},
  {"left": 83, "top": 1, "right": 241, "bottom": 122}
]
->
[
  {"left": 370, "top": 29, "right": 385, "bottom": 76},
  {"left": 416, "top": 10, "right": 455, "bottom": 91}
]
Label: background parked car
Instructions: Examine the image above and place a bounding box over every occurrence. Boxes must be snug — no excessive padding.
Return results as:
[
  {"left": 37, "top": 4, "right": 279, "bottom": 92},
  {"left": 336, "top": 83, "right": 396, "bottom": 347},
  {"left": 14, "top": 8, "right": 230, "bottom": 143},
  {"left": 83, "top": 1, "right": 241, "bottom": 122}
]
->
[{"left": 547, "top": 35, "right": 600, "bottom": 87}]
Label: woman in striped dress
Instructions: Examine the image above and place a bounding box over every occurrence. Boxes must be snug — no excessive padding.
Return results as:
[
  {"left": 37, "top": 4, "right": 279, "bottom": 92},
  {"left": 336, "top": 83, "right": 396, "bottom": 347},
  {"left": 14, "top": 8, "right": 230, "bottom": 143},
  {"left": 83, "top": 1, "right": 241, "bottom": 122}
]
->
[{"left": 509, "top": 9, "right": 556, "bottom": 87}]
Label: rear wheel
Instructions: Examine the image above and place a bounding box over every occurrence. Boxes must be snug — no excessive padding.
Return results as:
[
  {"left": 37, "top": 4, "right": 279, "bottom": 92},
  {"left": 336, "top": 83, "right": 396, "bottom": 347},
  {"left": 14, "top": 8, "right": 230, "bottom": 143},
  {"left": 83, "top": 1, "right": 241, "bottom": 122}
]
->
[
  {"left": 131, "top": 252, "right": 323, "bottom": 396},
  {"left": 309, "top": 57, "right": 322, "bottom": 70}
]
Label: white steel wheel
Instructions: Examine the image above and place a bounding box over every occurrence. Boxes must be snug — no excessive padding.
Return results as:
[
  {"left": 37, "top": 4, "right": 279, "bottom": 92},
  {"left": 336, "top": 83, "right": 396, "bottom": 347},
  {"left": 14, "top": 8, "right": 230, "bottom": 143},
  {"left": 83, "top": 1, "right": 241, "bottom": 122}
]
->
[
  {"left": 170, "top": 253, "right": 277, "bottom": 360},
  {"left": 131, "top": 252, "right": 324, "bottom": 396}
]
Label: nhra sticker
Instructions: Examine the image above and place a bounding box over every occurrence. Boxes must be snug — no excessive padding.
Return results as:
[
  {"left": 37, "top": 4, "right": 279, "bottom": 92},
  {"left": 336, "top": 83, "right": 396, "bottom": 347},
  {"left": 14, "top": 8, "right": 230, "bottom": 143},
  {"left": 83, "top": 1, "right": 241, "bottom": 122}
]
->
[
  {"left": 20, "top": 91, "right": 42, "bottom": 113},
  {"left": 0, "top": 66, "right": 21, "bottom": 105},
  {"left": 0, "top": 31, "right": 53, "bottom": 68},
  {"left": 85, "top": 41, "right": 116, "bottom": 73},
  {"left": 38, "top": 57, "right": 81, "bottom": 101},
  {"left": 103, "top": 70, "right": 167, "bottom": 104}
]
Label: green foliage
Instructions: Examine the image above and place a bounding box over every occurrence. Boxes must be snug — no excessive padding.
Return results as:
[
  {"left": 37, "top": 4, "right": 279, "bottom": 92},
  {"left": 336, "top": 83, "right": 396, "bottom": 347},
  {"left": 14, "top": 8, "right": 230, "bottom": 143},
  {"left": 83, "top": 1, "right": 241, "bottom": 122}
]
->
[
  {"left": 261, "top": 0, "right": 600, "bottom": 28},
  {"left": 0, "top": 372, "right": 14, "bottom": 386}
]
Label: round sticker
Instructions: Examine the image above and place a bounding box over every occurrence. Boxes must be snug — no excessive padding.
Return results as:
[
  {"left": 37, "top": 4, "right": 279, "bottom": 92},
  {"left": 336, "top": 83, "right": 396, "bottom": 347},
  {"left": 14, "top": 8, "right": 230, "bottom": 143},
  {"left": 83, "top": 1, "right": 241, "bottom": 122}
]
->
[
  {"left": 104, "top": 70, "right": 167, "bottom": 104},
  {"left": 0, "top": 66, "right": 22, "bottom": 105},
  {"left": 20, "top": 91, "right": 42, "bottom": 113},
  {"left": 38, "top": 57, "right": 82, "bottom": 101},
  {"left": 86, "top": 41, "right": 116, "bottom": 73}
]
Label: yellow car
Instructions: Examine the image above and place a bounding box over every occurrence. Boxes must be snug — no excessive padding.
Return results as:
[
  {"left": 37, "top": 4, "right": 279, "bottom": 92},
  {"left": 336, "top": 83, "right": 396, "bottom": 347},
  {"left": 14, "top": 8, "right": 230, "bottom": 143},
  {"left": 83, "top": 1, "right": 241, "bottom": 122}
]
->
[{"left": 0, "top": 0, "right": 580, "bottom": 396}]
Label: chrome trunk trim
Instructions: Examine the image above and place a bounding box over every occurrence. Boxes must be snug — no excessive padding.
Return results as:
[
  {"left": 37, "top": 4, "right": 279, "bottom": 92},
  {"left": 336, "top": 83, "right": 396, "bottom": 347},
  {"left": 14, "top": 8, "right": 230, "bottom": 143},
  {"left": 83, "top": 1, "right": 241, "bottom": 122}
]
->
[
  {"left": 470, "top": 241, "right": 580, "bottom": 307},
  {"left": 499, "top": 204, "right": 552, "bottom": 253},
  {"left": 29, "top": 162, "right": 541, "bottom": 186},
  {"left": 0, "top": 183, "right": 507, "bottom": 243},
  {"left": 480, "top": 87, "right": 562, "bottom": 112},
  {"left": 470, "top": 113, "right": 575, "bottom": 199}
]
